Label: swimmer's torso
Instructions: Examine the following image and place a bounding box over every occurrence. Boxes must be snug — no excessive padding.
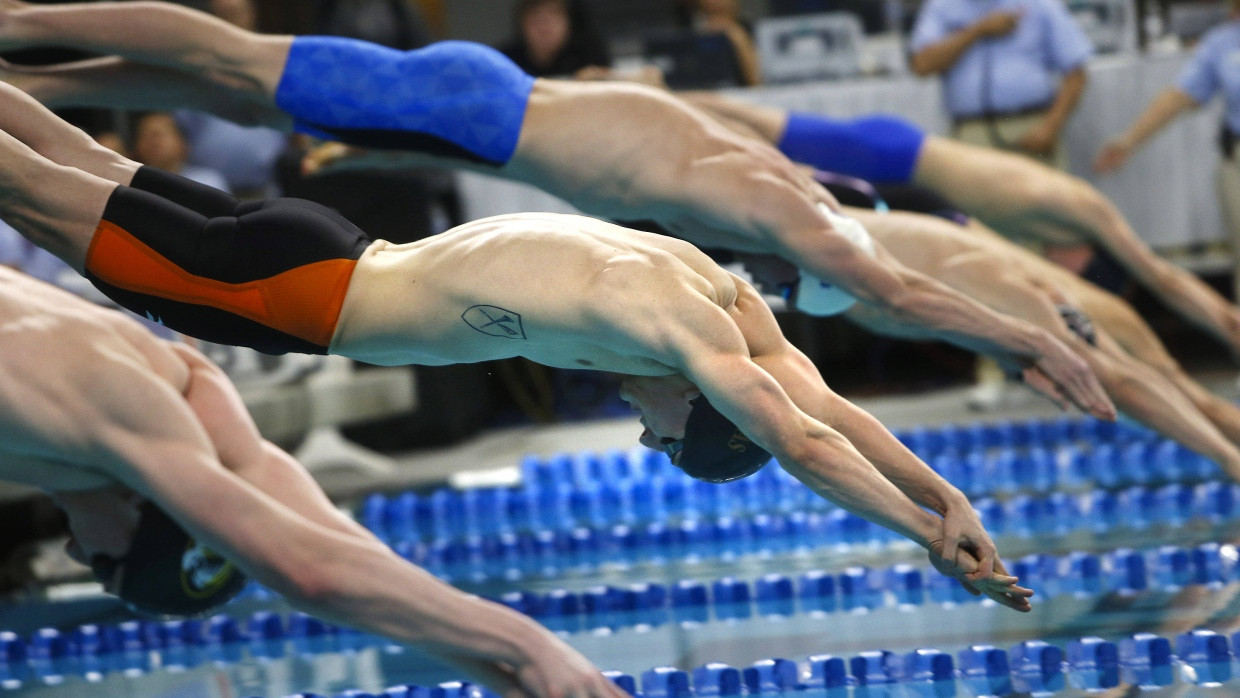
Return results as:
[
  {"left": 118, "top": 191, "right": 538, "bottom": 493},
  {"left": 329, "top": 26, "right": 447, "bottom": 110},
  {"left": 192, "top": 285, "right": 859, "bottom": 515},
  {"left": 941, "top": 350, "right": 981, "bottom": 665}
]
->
[
  {"left": 509, "top": 80, "right": 804, "bottom": 247},
  {"left": 0, "top": 268, "right": 189, "bottom": 492},
  {"left": 331, "top": 212, "right": 739, "bottom": 373}
]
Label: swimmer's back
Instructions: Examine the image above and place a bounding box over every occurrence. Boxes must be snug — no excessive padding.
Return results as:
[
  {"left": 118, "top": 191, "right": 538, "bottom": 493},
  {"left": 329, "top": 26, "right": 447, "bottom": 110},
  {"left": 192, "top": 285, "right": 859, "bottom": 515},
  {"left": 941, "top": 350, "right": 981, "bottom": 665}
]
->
[
  {"left": 332, "top": 213, "right": 739, "bottom": 367},
  {"left": 0, "top": 267, "right": 191, "bottom": 412}
]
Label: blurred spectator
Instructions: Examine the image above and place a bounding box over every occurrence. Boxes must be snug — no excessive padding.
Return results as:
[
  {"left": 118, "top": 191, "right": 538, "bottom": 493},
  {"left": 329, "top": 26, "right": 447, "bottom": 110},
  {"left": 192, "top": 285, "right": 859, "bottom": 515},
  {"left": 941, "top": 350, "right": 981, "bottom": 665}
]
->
[
  {"left": 173, "top": 109, "right": 287, "bottom": 198},
  {"left": 676, "top": 0, "right": 762, "bottom": 85},
  {"left": 908, "top": 0, "right": 1091, "bottom": 167},
  {"left": 130, "top": 111, "right": 232, "bottom": 192},
  {"left": 499, "top": 0, "right": 612, "bottom": 78},
  {"left": 92, "top": 130, "right": 127, "bottom": 157},
  {"left": 314, "top": 0, "right": 433, "bottom": 49}
]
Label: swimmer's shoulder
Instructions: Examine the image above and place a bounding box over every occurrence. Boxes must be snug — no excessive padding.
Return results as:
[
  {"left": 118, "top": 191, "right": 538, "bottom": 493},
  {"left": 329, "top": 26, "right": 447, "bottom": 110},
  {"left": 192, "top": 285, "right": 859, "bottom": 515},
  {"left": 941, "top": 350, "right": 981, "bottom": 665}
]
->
[{"left": 0, "top": 273, "right": 189, "bottom": 391}]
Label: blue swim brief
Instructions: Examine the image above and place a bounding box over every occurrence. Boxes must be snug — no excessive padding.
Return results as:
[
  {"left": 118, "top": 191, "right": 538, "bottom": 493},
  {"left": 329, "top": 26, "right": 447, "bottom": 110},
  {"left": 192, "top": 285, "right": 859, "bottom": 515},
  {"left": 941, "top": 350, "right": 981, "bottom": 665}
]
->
[
  {"left": 776, "top": 112, "right": 926, "bottom": 184},
  {"left": 274, "top": 37, "right": 536, "bottom": 166}
]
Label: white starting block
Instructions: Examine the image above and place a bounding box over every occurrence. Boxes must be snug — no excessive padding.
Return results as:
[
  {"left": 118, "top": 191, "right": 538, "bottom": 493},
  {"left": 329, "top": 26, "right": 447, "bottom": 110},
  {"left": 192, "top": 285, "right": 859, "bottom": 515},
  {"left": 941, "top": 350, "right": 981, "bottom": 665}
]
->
[{"left": 237, "top": 354, "right": 417, "bottom": 480}]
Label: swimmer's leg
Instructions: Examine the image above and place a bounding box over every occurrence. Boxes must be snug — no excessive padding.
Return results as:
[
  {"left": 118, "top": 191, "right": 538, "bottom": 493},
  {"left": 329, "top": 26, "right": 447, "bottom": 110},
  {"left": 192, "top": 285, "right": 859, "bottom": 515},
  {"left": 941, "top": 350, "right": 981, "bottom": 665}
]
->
[
  {"left": 0, "top": 1, "right": 291, "bottom": 97},
  {"left": 0, "top": 79, "right": 137, "bottom": 185},
  {"left": 2, "top": 56, "right": 290, "bottom": 129},
  {"left": 0, "top": 127, "right": 117, "bottom": 272}
]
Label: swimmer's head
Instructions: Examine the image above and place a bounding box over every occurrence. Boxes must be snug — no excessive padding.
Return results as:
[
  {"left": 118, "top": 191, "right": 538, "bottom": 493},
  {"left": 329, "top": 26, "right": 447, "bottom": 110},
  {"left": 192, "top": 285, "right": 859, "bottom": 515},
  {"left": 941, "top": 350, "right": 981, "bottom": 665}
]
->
[
  {"left": 619, "top": 375, "right": 771, "bottom": 483},
  {"left": 59, "top": 490, "right": 246, "bottom": 617},
  {"left": 516, "top": 0, "right": 571, "bottom": 63}
]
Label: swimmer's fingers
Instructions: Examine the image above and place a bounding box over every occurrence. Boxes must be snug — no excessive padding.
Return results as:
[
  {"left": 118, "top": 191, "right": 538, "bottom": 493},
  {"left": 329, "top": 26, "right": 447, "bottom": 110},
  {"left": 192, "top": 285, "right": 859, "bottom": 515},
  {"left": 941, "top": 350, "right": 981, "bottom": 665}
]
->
[
  {"left": 1020, "top": 365, "right": 1070, "bottom": 411},
  {"left": 1027, "top": 359, "right": 1116, "bottom": 421},
  {"left": 1023, "top": 332, "right": 1115, "bottom": 420},
  {"left": 977, "top": 580, "right": 1035, "bottom": 612},
  {"left": 1035, "top": 344, "right": 1116, "bottom": 420},
  {"left": 970, "top": 559, "right": 1035, "bottom": 613}
]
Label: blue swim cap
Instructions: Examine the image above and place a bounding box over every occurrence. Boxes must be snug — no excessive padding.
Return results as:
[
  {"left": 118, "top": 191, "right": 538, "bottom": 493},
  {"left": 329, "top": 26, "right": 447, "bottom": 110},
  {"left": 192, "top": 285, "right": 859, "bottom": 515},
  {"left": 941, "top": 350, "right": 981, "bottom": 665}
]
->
[
  {"left": 661, "top": 395, "right": 772, "bottom": 483},
  {"left": 91, "top": 503, "right": 247, "bottom": 617}
]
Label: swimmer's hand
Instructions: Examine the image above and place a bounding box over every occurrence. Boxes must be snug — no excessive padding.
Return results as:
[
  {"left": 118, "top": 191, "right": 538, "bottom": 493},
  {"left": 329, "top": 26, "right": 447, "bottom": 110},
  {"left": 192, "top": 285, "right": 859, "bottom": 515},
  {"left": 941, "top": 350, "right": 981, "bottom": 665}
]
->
[
  {"left": 927, "top": 539, "right": 1034, "bottom": 612},
  {"left": 1012, "top": 332, "right": 1116, "bottom": 421},
  {"left": 939, "top": 498, "right": 999, "bottom": 582},
  {"left": 301, "top": 141, "right": 354, "bottom": 176},
  {"left": 426, "top": 618, "right": 629, "bottom": 698}
]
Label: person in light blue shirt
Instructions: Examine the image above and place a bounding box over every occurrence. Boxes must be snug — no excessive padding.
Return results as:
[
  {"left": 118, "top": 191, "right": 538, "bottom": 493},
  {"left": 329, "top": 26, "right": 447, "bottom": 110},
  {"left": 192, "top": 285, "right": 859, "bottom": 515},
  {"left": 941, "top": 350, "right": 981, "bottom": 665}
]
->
[
  {"left": 1095, "top": 11, "right": 1240, "bottom": 297},
  {"left": 909, "top": 0, "right": 1093, "bottom": 159}
]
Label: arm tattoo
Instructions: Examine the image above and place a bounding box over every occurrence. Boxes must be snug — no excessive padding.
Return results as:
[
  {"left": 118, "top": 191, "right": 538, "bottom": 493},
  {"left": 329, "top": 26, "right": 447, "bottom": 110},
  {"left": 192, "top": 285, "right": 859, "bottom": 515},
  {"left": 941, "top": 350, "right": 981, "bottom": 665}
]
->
[{"left": 462, "top": 305, "right": 527, "bottom": 339}]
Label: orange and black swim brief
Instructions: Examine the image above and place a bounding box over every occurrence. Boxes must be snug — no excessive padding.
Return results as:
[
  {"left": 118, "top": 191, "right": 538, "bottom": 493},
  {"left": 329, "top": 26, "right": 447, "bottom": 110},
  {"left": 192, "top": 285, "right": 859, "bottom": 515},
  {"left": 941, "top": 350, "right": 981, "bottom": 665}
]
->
[{"left": 85, "top": 167, "right": 370, "bottom": 354}]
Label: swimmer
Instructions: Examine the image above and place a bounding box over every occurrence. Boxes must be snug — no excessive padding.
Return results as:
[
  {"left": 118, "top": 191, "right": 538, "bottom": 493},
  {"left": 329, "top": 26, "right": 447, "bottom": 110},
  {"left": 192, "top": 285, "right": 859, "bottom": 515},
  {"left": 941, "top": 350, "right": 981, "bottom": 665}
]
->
[
  {"left": 741, "top": 195, "right": 1240, "bottom": 481},
  {"left": 0, "top": 267, "right": 627, "bottom": 698},
  {"left": 0, "top": 0, "right": 1113, "bottom": 420},
  {"left": 677, "top": 93, "right": 1240, "bottom": 360},
  {"left": 0, "top": 83, "right": 1031, "bottom": 610}
]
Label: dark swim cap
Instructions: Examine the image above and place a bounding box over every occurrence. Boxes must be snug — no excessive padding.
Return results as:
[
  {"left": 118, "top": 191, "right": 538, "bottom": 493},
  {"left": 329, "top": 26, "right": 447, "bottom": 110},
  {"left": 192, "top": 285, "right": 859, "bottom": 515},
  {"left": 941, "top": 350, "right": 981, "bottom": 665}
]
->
[
  {"left": 91, "top": 502, "right": 247, "bottom": 617},
  {"left": 661, "top": 395, "right": 772, "bottom": 483}
]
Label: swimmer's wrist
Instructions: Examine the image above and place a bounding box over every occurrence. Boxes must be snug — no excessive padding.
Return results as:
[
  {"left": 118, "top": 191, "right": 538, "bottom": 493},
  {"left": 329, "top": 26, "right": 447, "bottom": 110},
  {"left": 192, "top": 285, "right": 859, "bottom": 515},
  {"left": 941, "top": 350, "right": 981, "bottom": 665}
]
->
[
  {"left": 911, "top": 511, "right": 942, "bottom": 550},
  {"left": 926, "top": 487, "right": 969, "bottom": 517}
]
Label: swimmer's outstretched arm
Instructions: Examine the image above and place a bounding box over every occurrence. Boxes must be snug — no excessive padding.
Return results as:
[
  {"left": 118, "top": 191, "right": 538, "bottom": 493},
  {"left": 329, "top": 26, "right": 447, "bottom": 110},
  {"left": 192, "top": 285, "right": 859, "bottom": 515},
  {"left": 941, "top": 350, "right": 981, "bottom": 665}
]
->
[
  {"left": 650, "top": 289, "right": 1032, "bottom": 610},
  {"left": 785, "top": 204, "right": 1114, "bottom": 419},
  {"left": 26, "top": 338, "right": 623, "bottom": 698},
  {"left": 936, "top": 251, "right": 1240, "bottom": 481},
  {"left": 908, "top": 136, "right": 1240, "bottom": 356}
]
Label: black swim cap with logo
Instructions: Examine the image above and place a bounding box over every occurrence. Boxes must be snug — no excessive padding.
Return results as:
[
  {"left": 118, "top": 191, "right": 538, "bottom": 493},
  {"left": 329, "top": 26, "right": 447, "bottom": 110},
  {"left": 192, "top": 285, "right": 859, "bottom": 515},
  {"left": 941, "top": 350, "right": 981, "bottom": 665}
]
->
[
  {"left": 91, "top": 502, "right": 248, "bottom": 617},
  {"left": 660, "top": 395, "right": 772, "bottom": 483}
]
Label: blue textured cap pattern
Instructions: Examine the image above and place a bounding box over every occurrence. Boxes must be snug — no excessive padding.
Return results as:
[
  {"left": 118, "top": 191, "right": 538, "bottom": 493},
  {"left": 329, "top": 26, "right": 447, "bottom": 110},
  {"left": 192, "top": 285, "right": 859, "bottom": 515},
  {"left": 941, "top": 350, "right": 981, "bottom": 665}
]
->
[{"left": 275, "top": 38, "right": 535, "bottom": 165}]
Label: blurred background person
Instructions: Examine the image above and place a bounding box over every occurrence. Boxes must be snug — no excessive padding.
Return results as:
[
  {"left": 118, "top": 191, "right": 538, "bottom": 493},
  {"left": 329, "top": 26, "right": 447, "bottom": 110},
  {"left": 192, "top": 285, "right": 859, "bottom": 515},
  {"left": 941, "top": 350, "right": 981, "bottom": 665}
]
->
[
  {"left": 499, "top": 0, "right": 611, "bottom": 78},
  {"left": 130, "top": 111, "right": 231, "bottom": 192},
  {"left": 675, "top": 0, "right": 762, "bottom": 86},
  {"left": 1094, "top": 1, "right": 1240, "bottom": 299}
]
